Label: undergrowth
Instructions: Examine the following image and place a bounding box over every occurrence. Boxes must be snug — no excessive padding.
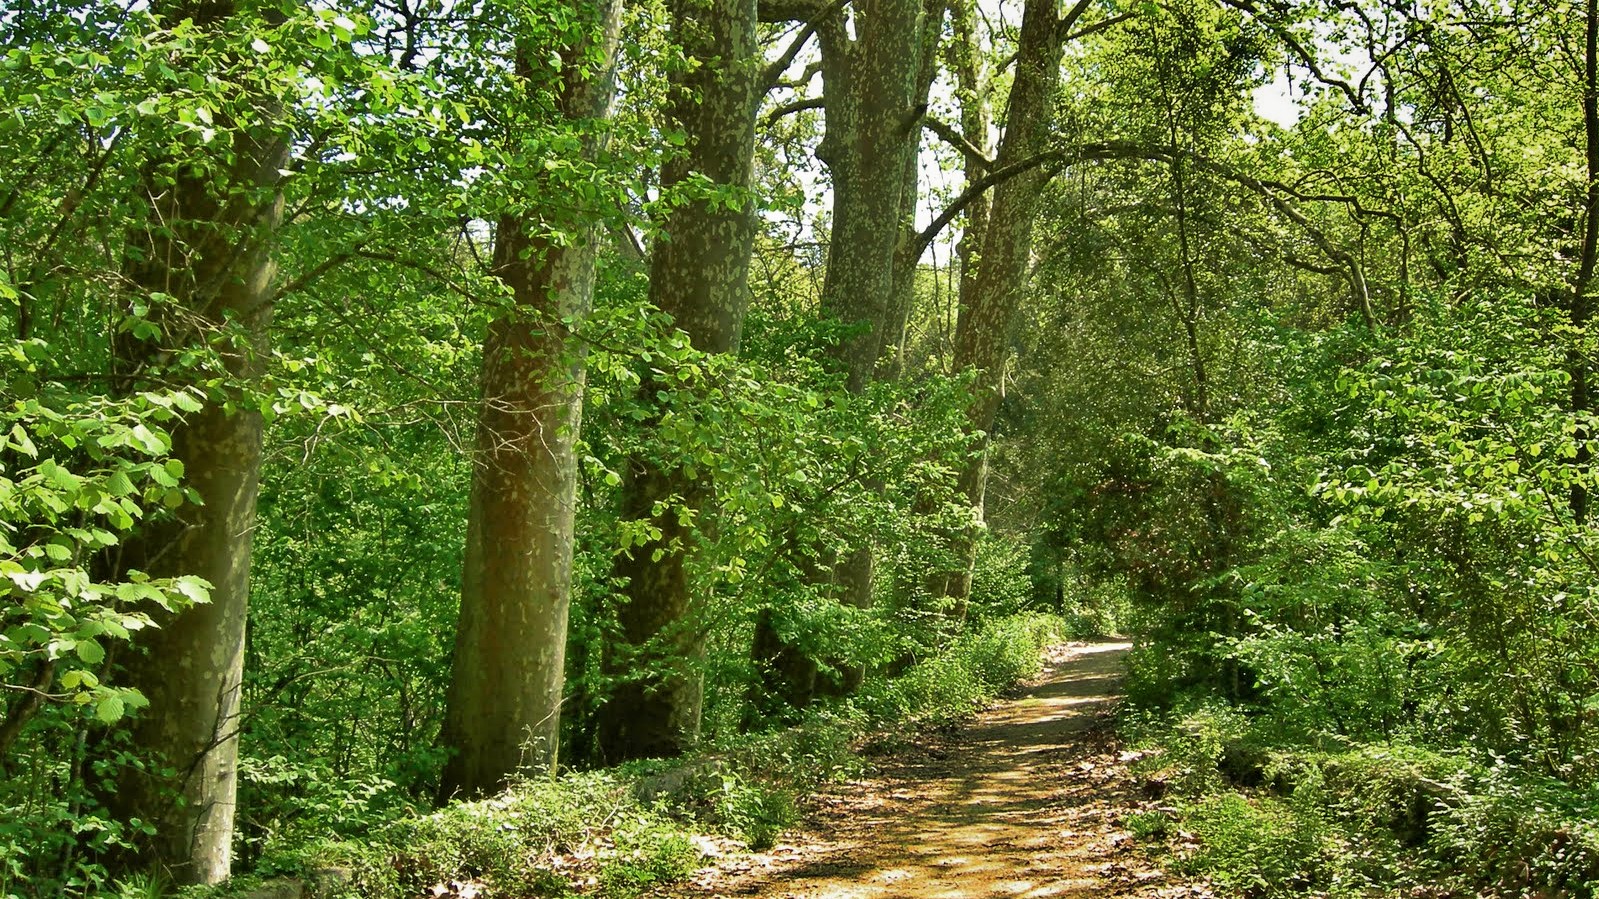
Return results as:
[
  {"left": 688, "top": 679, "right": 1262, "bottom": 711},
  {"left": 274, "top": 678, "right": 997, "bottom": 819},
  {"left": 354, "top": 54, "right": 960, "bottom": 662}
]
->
[
  {"left": 179, "top": 612, "right": 1070, "bottom": 899},
  {"left": 1123, "top": 701, "right": 1599, "bottom": 898}
]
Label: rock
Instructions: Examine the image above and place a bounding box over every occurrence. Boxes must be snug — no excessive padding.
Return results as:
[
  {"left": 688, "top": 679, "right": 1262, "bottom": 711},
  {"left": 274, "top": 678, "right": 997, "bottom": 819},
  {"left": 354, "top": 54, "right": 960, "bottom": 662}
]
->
[{"left": 634, "top": 759, "right": 724, "bottom": 805}]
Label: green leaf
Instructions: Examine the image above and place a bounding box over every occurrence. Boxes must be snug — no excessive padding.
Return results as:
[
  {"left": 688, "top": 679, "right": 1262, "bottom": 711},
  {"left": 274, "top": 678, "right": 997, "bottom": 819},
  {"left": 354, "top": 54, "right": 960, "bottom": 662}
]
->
[
  {"left": 75, "top": 638, "right": 104, "bottom": 665},
  {"left": 95, "top": 694, "right": 125, "bottom": 724}
]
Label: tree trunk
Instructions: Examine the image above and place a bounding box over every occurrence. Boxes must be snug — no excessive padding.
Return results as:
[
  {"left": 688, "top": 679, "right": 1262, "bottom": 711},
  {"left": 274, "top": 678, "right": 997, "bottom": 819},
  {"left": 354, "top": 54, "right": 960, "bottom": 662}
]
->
[
  {"left": 947, "top": 0, "right": 992, "bottom": 349},
  {"left": 1572, "top": 0, "right": 1598, "bottom": 523},
  {"left": 814, "top": 0, "right": 935, "bottom": 392},
  {"left": 105, "top": 72, "right": 287, "bottom": 883},
  {"left": 439, "top": 0, "right": 624, "bottom": 799},
  {"left": 938, "top": 0, "right": 1064, "bottom": 613},
  {"left": 921, "top": 0, "right": 989, "bottom": 609},
  {"left": 595, "top": 0, "right": 761, "bottom": 763},
  {"left": 750, "top": 0, "right": 943, "bottom": 712},
  {"left": 886, "top": 0, "right": 951, "bottom": 376}
]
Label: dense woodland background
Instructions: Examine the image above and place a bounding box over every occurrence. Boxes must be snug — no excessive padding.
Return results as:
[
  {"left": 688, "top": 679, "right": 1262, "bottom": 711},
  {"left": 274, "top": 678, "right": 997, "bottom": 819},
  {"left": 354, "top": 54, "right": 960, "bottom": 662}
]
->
[{"left": 6, "top": 0, "right": 1599, "bottom": 894}]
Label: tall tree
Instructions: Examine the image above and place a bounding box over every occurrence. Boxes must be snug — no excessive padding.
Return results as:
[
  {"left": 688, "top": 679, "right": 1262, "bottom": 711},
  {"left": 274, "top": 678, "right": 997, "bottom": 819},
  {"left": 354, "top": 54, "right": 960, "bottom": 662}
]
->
[
  {"left": 1572, "top": 0, "right": 1599, "bottom": 523},
  {"left": 750, "top": 0, "right": 946, "bottom": 710},
  {"left": 103, "top": 2, "right": 288, "bottom": 883},
  {"left": 813, "top": 0, "right": 941, "bottom": 394},
  {"left": 438, "top": 0, "right": 625, "bottom": 799},
  {"left": 936, "top": 0, "right": 1068, "bottom": 610},
  {"left": 595, "top": 0, "right": 763, "bottom": 762}
]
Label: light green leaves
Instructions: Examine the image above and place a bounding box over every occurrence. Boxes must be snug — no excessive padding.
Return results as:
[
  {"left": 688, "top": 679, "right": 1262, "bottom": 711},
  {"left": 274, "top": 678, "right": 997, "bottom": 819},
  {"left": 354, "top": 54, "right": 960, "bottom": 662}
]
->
[{"left": 1, "top": 388, "right": 213, "bottom": 724}]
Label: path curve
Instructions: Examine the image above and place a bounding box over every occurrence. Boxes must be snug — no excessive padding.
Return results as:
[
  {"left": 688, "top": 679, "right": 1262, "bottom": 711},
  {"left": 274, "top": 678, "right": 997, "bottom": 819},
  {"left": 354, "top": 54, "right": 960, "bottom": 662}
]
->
[{"left": 675, "top": 641, "right": 1202, "bottom": 899}]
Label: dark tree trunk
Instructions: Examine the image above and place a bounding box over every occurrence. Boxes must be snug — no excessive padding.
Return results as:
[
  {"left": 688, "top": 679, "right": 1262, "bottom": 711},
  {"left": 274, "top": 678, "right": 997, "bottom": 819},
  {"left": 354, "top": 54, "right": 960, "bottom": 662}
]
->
[
  {"left": 948, "top": 0, "right": 992, "bottom": 343},
  {"left": 1572, "top": 0, "right": 1598, "bottom": 523},
  {"left": 595, "top": 0, "right": 761, "bottom": 763},
  {"left": 439, "top": 0, "right": 623, "bottom": 799}
]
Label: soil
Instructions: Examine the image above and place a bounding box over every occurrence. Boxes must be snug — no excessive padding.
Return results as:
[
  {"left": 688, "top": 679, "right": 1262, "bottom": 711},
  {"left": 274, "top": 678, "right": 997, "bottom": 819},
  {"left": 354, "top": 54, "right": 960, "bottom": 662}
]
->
[{"left": 666, "top": 641, "right": 1213, "bottom": 899}]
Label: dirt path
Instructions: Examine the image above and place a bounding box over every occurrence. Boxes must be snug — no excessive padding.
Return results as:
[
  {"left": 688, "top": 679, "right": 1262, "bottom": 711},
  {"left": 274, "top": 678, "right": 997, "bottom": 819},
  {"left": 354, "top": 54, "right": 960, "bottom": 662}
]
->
[{"left": 672, "top": 642, "right": 1207, "bottom": 899}]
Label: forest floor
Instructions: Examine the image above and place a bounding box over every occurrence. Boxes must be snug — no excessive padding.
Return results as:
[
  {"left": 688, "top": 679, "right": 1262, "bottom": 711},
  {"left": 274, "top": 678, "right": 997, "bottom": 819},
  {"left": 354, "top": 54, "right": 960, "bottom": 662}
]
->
[{"left": 664, "top": 641, "right": 1213, "bottom": 899}]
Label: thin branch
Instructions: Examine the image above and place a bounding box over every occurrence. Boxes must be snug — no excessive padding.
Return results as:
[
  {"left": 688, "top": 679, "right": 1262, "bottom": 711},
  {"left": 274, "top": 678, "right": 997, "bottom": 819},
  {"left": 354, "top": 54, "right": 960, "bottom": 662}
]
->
[
  {"left": 771, "top": 60, "right": 823, "bottom": 90},
  {"left": 1220, "top": 0, "right": 1366, "bottom": 110},
  {"left": 1063, "top": 11, "right": 1135, "bottom": 42},
  {"left": 759, "top": 0, "right": 831, "bottom": 22},
  {"left": 914, "top": 150, "right": 1064, "bottom": 259},
  {"left": 761, "top": 0, "right": 850, "bottom": 89},
  {"left": 1056, "top": 0, "right": 1096, "bottom": 36},
  {"left": 764, "top": 96, "right": 826, "bottom": 127},
  {"left": 264, "top": 242, "right": 370, "bottom": 306},
  {"left": 912, "top": 139, "right": 1390, "bottom": 327},
  {"left": 912, "top": 140, "right": 1164, "bottom": 258},
  {"left": 923, "top": 116, "right": 995, "bottom": 169}
]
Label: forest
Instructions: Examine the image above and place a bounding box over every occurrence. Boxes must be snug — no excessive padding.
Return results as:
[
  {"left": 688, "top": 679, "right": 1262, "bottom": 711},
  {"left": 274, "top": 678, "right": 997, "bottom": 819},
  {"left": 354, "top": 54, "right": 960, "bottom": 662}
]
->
[{"left": 5, "top": 0, "right": 1599, "bottom": 894}]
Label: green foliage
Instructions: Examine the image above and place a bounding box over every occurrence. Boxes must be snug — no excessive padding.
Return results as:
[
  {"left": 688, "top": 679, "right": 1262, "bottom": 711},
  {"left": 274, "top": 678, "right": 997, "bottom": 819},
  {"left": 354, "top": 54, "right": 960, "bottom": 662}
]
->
[
  {"left": 190, "top": 612, "right": 1065, "bottom": 899},
  {"left": 597, "top": 824, "right": 700, "bottom": 898},
  {"left": 0, "top": 364, "right": 216, "bottom": 896},
  {"left": 1127, "top": 705, "right": 1599, "bottom": 897},
  {"left": 226, "top": 772, "right": 702, "bottom": 899},
  {"left": 1175, "top": 793, "right": 1340, "bottom": 898},
  {"left": 863, "top": 614, "right": 1067, "bottom": 726},
  {"left": 17, "top": 0, "right": 1599, "bottom": 893},
  {"left": 1, "top": 372, "right": 213, "bottom": 725}
]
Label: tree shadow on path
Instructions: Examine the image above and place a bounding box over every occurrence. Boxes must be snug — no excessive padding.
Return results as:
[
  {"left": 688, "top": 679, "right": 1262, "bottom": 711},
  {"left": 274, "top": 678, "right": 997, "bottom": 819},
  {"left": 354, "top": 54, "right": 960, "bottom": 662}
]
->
[{"left": 669, "top": 642, "right": 1207, "bottom": 899}]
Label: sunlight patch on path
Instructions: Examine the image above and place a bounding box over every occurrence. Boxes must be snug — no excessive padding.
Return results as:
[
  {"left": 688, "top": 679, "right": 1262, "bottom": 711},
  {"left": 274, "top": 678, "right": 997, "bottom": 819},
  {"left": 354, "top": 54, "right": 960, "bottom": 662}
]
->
[{"left": 667, "top": 640, "right": 1205, "bottom": 899}]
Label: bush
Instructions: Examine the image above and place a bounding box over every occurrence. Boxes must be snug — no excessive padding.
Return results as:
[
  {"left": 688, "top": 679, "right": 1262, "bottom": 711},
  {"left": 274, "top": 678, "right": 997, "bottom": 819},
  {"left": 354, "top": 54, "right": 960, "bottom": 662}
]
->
[
  {"left": 1176, "top": 793, "right": 1338, "bottom": 897},
  {"left": 863, "top": 613, "right": 1067, "bottom": 725},
  {"left": 597, "top": 820, "right": 701, "bottom": 899}
]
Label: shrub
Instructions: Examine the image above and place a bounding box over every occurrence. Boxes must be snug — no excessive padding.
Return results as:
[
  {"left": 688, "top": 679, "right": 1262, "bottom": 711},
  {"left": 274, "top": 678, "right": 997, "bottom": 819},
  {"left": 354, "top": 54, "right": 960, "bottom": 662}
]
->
[
  {"left": 597, "top": 820, "right": 701, "bottom": 899},
  {"left": 1176, "top": 793, "right": 1337, "bottom": 897},
  {"left": 864, "top": 613, "right": 1067, "bottom": 725}
]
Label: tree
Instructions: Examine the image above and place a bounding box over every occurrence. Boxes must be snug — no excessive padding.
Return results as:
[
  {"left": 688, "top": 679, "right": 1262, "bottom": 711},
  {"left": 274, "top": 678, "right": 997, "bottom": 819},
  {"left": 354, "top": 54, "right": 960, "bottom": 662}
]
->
[
  {"left": 749, "top": 0, "right": 947, "bottom": 710},
  {"left": 933, "top": 0, "right": 1069, "bottom": 611},
  {"left": 595, "top": 0, "right": 764, "bottom": 762},
  {"left": 101, "top": 1, "right": 288, "bottom": 881},
  {"left": 438, "top": 0, "right": 625, "bottom": 800}
]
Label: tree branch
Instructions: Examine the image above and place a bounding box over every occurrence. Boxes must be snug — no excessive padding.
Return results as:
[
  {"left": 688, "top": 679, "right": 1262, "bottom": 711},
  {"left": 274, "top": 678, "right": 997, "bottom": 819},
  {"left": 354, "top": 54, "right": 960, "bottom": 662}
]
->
[
  {"left": 265, "top": 241, "right": 371, "bottom": 307},
  {"left": 1056, "top": 0, "right": 1096, "bottom": 36},
  {"left": 1063, "top": 10, "right": 1135, "bottom": 42},
  {"left": 760, "top": 0, "right": 850, "bottom": 89},
  {"left": 923, "top": 116, "right": 995, "bottom": 169},
  {"left": 911, "top": 138, "right": 1390, "bottom": 327},
  {"left": 764, "top": 96, "right": 826, "bottom": 127},
  {"left": 1219, "top": 0, "right": 1366, "bottom": 110},
  {"left": 759, "top": 0, "right": 831, "bottom": 22}
]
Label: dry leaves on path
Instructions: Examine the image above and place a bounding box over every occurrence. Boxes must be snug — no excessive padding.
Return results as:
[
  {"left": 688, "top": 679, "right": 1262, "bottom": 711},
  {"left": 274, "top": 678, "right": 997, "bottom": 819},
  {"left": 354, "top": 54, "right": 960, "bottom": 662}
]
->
[{"left": 660, "top": 642, "right": 1212, "bottom": 899}]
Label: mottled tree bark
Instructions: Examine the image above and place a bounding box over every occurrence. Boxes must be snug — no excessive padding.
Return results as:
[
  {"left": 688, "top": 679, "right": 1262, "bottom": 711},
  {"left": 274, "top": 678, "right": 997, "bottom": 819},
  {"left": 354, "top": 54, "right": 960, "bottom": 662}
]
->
[
  {"left": 948, "top": 0, "right": 992, "bottom": 344},
  {"left": 595, "top": 0, "right": 761, "bottom": 763},
  {"left": 885, "top": 0, "right": 954, "bottom": 375},
  {"left": 439, "top": 0, "right": 623, "bottom": 799},
  {"left": 814, "top": 0, "right": 934, "bottom": 392},
  {"left": 105, "top": 13, "right": 288, "bottom": 877},
  {"left": 918, "top": 0, "right": 990, "bottom": 610},
  {"left": 750, "top": 0, "right": 944, "bottom": 711},
  {"left": 937, "top": 0, "right": 1064, "bottom": 612}
]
